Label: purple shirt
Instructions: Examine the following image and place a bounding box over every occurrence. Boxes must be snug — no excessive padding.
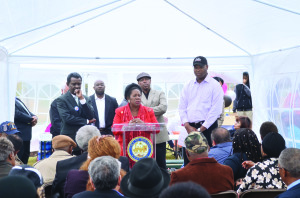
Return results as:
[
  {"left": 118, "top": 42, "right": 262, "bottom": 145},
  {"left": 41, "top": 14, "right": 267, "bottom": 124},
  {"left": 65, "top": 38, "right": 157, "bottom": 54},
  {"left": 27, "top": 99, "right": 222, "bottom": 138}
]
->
[{"left": 179, "top": 75, "right": 224, "bottom": 129}]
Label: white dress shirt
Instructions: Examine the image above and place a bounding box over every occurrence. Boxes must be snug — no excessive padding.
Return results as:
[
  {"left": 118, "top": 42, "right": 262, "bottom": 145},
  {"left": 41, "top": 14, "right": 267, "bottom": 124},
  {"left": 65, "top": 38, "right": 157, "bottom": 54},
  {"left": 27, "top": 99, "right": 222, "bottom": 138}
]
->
[{"left": 95, "top": 94, "right": 105, "bottom": 128}]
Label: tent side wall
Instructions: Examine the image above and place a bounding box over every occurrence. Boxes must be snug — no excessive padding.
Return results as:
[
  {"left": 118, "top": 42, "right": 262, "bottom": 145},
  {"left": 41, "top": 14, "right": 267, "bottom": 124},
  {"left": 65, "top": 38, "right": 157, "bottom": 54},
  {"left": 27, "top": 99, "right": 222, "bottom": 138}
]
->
[{"left": 252, "top": 47, "right": 300, "bottom": 147}]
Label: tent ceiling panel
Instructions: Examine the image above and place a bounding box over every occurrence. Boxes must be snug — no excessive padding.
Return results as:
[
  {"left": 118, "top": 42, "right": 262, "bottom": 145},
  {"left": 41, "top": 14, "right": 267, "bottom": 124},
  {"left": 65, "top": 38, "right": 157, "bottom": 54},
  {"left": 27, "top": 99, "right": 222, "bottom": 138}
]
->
[
  {"left": 11, "top": 0, "right": 248, "bottom": 58},
  {"left": 170, "top": 0, "right": 300, "bottom": 55}
]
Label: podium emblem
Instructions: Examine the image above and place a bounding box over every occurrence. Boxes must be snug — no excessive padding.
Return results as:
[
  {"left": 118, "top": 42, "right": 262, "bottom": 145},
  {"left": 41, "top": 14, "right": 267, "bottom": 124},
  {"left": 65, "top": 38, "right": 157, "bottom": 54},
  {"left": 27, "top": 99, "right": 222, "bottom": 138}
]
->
[{"left": 127, "top": 136, "right": 153, "bottom": 162}]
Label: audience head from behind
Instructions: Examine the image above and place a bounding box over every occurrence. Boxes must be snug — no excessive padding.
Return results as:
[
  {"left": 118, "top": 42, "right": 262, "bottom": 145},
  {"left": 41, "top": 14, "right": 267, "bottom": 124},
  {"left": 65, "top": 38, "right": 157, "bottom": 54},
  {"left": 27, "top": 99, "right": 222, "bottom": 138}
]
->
[
  {"left": 88, "top": 156, "right": 121, "bottom": 191},
  {"left": 232, "top": 128, "right": 262, "bottom": 163},
  {"left": 121, "top": 158, "right": 170, "bottom": 198},
  {"left": 259, "top": 121, "right": 278, "bottom": 141},
  {"left": 52, "top": 135, "right": 77, "bottom": 154},
  {"left": 0, "top": 121, "right": 20, "bottom": 137},
  {"left": 159, "top": 182, "right": 211, "bottom": 198},
  {"left": 80, "top": 135, "right": 120, "bottom": 171},
  {"left": 75, "top": 125, "right": 101, "bottom": 152},
  {"left": 234, "top": 116, "right": 252, "bottom": 130},
  {"left": 278, "top": 148, "right": 300, "bottom": 186},
  {"left": 9, "top": 165, "right": 44, "bottom": 189},
  {"left": 0, "top": 176, "right": 37, "bottom": 198},
  {"left": 185, "top": 132, "right": 209, "bottom": 160},
  {"left": 211, "top": 127, "right": 231, "bottom": 146},
  {"left": 7, "top": 134, "right": 23, "bottom": 156},
  {"left": 0, "top": 137, "right": 15, "bottom": 166},
  {"left": 213, "top": 76, "right": 224, "bottom": 86},
  {"left": 261, "top": 132, "right": 285, "bottom": 158}
]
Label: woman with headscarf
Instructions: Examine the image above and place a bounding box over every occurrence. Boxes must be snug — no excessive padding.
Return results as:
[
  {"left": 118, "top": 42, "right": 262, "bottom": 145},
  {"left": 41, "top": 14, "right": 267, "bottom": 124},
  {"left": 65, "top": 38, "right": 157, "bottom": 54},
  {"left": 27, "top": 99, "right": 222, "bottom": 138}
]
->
[
  {"left": 224, "top": 128, "right": 262, "bottom": 182},
  {"left": 112, "top": 83, "right": 159, "bottom": 168}
]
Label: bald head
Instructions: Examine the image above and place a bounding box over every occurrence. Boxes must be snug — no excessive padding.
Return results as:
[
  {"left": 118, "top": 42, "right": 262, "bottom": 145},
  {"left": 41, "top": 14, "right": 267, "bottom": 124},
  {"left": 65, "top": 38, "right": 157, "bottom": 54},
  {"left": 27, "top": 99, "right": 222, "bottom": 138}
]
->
[
  {"left": 211, "top": 127, "right": 231, "bottom": 145},
  {"left": 93, "top": 80, "right": 105, "bottom": 97}
]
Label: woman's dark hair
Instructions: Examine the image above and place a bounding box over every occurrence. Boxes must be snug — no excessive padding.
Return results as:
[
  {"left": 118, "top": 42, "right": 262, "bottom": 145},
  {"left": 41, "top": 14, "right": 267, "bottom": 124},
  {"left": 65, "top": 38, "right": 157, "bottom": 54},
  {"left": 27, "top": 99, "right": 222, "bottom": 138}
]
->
[
  {"left": 243, "top": 71, "right": 250, "bottom": 88},
  {"left": 159, "top": 182, "right": 210, "bottom": 198},
  {"left": 213, "top": 76, "right": 224, "bottom": 86},
  {"left": 237, "top": 116, "right": 252, "bottom": 129},
  {"left": 124, "top": 83, "right": 142, "bottom": 100},
  {"left": 232, "top": 128, "right": 262, "bottom": 163}
]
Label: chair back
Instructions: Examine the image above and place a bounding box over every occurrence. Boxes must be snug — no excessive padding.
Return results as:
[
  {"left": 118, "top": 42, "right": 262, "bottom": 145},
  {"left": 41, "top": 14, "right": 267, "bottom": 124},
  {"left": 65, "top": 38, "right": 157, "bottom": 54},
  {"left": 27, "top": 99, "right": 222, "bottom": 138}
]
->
[
  {"left": 239, "top": 189, "right": 286, "bottom": 198},
  {"left": 211, "top": 190, "right": 238, "bottom": 198}
]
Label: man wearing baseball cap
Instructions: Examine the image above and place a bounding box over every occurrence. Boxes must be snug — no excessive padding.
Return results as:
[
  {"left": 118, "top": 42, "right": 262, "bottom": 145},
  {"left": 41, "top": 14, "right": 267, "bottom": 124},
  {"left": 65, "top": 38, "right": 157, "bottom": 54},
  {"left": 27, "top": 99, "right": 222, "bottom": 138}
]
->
[
  {"left": 137, "top": 72, "right": 169, "bottom": 170},
  {"left": 0, "top": 121, "right": 20, "bottom": 137},
  {"left": 178, "top": 56, "right": 224, "bottom": 166},
  {"left": 170, "top": 132, "right": 234, "bottom": 194},
  {"left": 34, "top": 135, "right": 76, "bottom": 185}
]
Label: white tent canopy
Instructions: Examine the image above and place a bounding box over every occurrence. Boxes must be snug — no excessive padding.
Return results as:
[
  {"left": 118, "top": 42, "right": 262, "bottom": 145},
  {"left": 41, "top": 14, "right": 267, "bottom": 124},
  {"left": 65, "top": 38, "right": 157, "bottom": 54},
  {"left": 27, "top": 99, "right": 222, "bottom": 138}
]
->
[{"left": 1, "top": 0, "right": 300, "bottom": 147}]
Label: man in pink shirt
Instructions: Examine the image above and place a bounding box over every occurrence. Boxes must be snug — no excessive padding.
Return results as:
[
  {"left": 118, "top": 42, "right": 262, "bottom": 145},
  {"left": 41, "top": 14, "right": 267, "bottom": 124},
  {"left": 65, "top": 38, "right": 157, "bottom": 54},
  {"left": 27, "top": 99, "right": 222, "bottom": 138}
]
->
[{"left": 179, "top": 56, "right": 223, "bottom": 165}]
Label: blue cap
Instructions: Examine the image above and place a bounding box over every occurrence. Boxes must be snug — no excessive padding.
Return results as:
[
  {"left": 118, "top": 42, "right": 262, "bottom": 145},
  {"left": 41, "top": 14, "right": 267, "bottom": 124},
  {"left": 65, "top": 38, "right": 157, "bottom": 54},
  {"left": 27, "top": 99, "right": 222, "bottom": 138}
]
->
[{"left": 0, "top": 121, "right": 20, "bottom": 135}]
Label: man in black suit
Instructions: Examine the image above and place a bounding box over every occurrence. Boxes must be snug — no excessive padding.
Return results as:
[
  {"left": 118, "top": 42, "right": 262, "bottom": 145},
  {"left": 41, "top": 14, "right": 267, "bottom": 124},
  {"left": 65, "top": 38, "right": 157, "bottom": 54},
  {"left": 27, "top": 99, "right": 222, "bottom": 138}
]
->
[
  {"left": 73, "top": 156, "right": 126, "bottom": 198},
  {"left": 51, "top": 125, "right": 100, "bottom": 197},
  {"left": 49, "top": 84, "right": 69, "bottom": 138},
  {"left": 57, "top": 72, "right": 95, "bottom": 155},
  {"left": 89, "top": 80, "right": 118, "bottom": 135},
  {"left": 14, "top": 97, "right": 38, "bottom": 164}
]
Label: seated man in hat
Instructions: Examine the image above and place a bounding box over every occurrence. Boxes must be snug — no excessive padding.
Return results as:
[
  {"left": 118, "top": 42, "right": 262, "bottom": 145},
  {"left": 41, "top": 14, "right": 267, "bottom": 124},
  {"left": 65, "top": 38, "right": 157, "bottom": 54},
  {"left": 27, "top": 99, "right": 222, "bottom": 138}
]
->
[
  {"left": 34, "top": 135, "right": 76, "bottom": 186},
  {"left": 73, "top": 156, "right": 125, "bottom": 198},
  {"left": 170, "top": 132, "right": 234, "bottom": 194},
  {"left": 0, "top": 137, "right": 15, "bottom": 178},
  {"left": 0, "top": 121, "right": 20, "bottom": 138},
  {"left": 7, "top": 134, "right": 24, "bottom": 166}
]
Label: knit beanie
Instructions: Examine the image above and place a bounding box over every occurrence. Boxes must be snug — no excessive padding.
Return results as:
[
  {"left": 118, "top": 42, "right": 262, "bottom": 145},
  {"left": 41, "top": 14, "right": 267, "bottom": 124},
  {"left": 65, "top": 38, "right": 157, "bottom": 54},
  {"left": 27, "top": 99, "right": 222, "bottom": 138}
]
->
[{"left": 262, "top": 132, "right": 285, "bottom": 158}]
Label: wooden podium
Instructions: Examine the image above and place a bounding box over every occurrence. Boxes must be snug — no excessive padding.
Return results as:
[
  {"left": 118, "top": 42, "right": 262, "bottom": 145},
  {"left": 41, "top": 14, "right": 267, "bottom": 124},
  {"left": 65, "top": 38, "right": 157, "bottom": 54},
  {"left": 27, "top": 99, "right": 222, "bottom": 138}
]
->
[{"left": 112, "top": 123, "right": 163, "bottom": 168}]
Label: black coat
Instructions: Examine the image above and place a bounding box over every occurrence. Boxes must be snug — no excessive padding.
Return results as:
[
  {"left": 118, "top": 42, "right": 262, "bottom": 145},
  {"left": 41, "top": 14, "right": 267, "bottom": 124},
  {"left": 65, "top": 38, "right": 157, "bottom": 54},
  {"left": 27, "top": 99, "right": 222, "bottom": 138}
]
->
[
  {"left": 89, "top": 94, "right": 118, "bottom": 135},
  {"left": 49, "top": 98, "right": 61, "bottom": 137},
  {"left": 73, "top": 189, "right": 127, "bottom": 198},
  {"left": 14, "top": 98, "right": 35, "bottom": 141}
]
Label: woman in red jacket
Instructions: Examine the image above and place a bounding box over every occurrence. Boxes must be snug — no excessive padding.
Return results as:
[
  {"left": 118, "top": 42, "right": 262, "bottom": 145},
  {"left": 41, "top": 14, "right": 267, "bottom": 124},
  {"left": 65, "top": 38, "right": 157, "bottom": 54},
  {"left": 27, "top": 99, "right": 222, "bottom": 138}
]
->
[{"left": 113, "top": 83, "right": 158, "bottom": 167}]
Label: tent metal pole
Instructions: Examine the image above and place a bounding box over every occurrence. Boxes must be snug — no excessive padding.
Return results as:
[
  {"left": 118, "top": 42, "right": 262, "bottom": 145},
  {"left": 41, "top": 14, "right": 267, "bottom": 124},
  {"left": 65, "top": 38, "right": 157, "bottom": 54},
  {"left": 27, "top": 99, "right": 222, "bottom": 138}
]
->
[
  {"left": 0, "top": 0, "right": 122, "bottom": 42},
  {"left": 164, "top": 0, "right": 252, "bottom": 57},
  {"left": 9, "top": 0, "right": 136, "bottom": 55},
  {"left": 251, "top": 0, "right": 300, "bottom": 15}
]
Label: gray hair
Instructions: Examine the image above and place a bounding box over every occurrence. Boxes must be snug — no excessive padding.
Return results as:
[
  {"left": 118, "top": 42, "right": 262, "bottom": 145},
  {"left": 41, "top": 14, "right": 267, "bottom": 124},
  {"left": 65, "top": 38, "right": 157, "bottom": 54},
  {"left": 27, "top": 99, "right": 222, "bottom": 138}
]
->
[
  {"left": 76, "top": 125, "right": 100, "bottom": 151},
  {"left": 279, "top": 148, "right": 300, "bottom": 178},
  {"left": 0, "top": 137, "right": 14, "bottom": 161},
  {"left": 88, "top": 156, "right": 121, "bottom": 190},
  {"left": 211, "top": 127, "right": 231, "bottom": 145}
]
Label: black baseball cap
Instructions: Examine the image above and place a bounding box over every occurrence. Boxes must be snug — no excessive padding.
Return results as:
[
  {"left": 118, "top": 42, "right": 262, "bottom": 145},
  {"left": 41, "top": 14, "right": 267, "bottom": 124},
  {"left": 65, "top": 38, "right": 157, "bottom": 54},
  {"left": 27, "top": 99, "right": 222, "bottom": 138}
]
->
[{"left": 193, "top": 56, "right": 208, "bottom": 66}]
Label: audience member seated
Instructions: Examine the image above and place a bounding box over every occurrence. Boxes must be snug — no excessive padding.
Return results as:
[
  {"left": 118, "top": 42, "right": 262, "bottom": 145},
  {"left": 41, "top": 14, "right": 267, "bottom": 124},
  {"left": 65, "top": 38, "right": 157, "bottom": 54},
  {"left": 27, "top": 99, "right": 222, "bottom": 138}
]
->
[
  {"left": 7, "top": 134, "right": 23, "bottom": 166},
  {"left": 159, "top": 181, "right": 210, "bottom": 198},
  {"left": 223, "top": 128, "right": 262, "bottom": 183},
  {"left": 34, "top": 135, "right": 76, "bottom": 186},
  {"left": 228, "top": 116, "right": 252, "bottom": 138},
  {"left": 170, "top": 132, "right": 234, "bottom": 194},
  {"left": 64, "top": 135, "right": 121, "bottom": 198},
  {"left": 9, "top": 164, "right": 44, "bottom": 198},
  {"left": 121, "top": 158, "right": 170, "bottom": 198},
  {"left": 208, "top": 127, "right": 233, "bottom": 164},
  {"left": 276, "top": 148, "right": 300, "bottom": 198},
  {"left": 0, "top": 176, "right": 37, "bottom": 198},
  {"left": 0, "top": 137, "right": 15, "bottom": 178},
  {"left": 73, "top": 156, "right": 126, "bottom": 198},
  {"left": 237, "top": 132, "right": 287, "bottom": 194},
  {"left": 259, "top": 121, "right": 278, "bottom": 140},
  {"left": 0, "top": 121, "right": 21, "bottom": 137}
]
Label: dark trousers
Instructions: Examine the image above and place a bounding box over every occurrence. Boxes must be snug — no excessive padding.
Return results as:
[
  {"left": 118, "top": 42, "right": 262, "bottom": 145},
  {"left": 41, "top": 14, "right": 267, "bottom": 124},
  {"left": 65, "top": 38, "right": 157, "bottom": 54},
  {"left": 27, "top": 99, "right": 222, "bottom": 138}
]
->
[
  {"left": 156, "top": 142, "right": 167, "bottom": 170},
  {"left": 183, "top": 120, "right": 218, "bottom": 166},
  {"left": 18, "top": 141, "right": 30, "bottom": 164}
]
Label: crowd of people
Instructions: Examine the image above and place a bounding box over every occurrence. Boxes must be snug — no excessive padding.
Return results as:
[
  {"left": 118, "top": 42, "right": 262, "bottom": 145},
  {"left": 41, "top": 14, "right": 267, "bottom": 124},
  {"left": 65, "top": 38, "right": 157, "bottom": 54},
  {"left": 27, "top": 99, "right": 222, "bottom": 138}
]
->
[{"left": 0, "top": 55, "right": 300, "bottom": 198}]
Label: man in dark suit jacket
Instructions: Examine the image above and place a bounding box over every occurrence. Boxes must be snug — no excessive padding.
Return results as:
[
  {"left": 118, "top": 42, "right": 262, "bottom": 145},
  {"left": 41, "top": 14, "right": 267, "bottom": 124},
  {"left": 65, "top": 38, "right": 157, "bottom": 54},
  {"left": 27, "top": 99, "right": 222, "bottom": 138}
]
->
[
  {"left": 14, "top": 97, "right": 38, "bottom": 164},
  {"left": 276, "top": 148, "right": 300, "bottom": 198},
  {"left": 73, "top": 156, "right": 127, "bottom": 198},
  {"left": 57, "top": 72, "right": 95, "bottom": 154},
  {"left": 49, "top": 85, "right": 69, "bottom": 138},
  {"left": 89, "top": 80, "right": 118, "bottom": 135},
  {"left": 170, "top": 132, "right": 234, "bottom": 194}
]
